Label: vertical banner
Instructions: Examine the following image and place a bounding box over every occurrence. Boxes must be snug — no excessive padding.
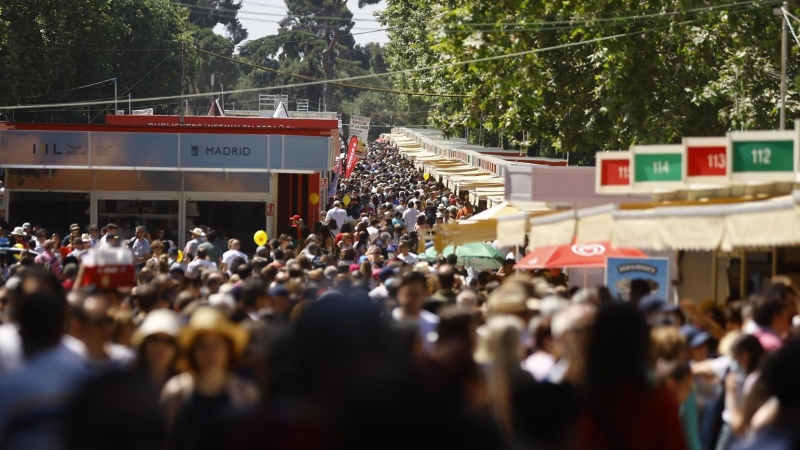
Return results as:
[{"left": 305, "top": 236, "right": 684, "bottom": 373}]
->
[
  {"left": 349, "top": 115, "right": 370, "bottom": 148},
  {"left": 328, "top": 157, "right": 342, "bottom": 197},
  {"left": 344, "top": 136, "right": 360, "bottom": 179}
]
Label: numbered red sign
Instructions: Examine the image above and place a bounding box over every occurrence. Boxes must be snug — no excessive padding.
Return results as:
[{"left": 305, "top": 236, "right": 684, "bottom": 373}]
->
[
  {"left": 687, "top": 145, "right": 726, "bottom": 176},
  {"left": 601, "top": 159, "right": 630, "bottom": 185},
  {"left": 595, "top": 151, "right": 631, "bottom": 194},
  {"left": 684, "top": 137, "right": 728, "bottom": 183}
]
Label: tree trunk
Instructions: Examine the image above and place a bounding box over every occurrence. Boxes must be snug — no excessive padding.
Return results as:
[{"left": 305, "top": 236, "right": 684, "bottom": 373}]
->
[{"left": 322, "top": 27, "right": 338, "bottom": 111}]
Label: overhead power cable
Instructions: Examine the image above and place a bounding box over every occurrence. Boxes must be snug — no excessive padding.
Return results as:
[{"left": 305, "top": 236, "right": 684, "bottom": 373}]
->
[
  {"left": 0, "top": 12, "right": 764, "bottom": 112},
  {"left": 194, "top": 46, "right": 467, "bottom": 97},
  {"left": 88, "top": 53, "right": 176, "bottom": 122},
  {"left": 22, "top": 78, "right": 117, "bottom": 99},
  {"left": 433, "top": 0, "right": 780, "bottom": 28},
  {"left": 177, "top": 1, "right": 381, "bottom": 22}
]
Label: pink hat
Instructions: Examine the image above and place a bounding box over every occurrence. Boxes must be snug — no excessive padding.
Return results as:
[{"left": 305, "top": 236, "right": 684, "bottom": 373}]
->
[
  {"left": 372, "top": 269, "right": 381, "bottom": 278},
  {"left": 349, "top": 263, "right": 361, "bottom": 272}
]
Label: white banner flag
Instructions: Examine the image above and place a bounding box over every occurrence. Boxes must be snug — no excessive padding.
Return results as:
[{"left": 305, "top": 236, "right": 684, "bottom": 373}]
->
[
  {"left": 132, "top": 108, "right": 154, "bottom": 115},
  {"left": 349, "top": 115, "right": 370, "bottom": 156}
]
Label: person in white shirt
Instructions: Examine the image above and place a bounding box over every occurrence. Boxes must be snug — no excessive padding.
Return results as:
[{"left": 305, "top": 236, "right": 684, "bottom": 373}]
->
[
  {"left": 221, "top": 239, "right": 248, "bottom": 272},
  {"left": 186, "top": 247, "right": 218, "bottom": 274},
  {"left": 99, "top": 223, "right": 118, "bottom": 247},
  {"left": 392, "top": 271, "right": 439, "bottom": 354},
  {"left": 402, "top": 201, "right": 419, "bottom": 233},
  {"left": 33, "top": 229, "right": 48, "bottom": 253},
  {"left": 396, "top": 240, "right": 419, "bottom": 265},
  {"left": 325, "top": 200, "right": 348, "bottom": 233}
]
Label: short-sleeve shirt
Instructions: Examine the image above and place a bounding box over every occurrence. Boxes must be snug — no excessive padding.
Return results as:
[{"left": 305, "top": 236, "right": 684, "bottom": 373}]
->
[
  {"left": 197, "top": 241, "right": 222, "bottom": 263},
  {"left": 132, "top": 238, "right": 151, "bottom": 260},
  {"left": 222, "top": 250, "right": 249, "bottom": 269},
  {"left": 402, "top": 208, "right": 419, "bottom": 232}
]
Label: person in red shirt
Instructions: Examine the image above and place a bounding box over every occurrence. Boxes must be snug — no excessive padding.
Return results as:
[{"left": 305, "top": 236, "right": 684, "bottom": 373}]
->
[
  {"left": 577, "top": 304, "right": 687, "bottom": 450},
  {"left": 289, "top": 214, "right": 302, "bottom": 240},
  {"left": 456, "top": 200, "right": 474, "bottom": 220}
]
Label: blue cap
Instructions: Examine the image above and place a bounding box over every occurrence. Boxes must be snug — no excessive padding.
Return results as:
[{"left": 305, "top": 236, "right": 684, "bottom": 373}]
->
[
  {"left": 358, "top": 255, "right": 369, "bottom": 263},
  {"left": 386, "top": 244, "right": 398, "bottom": 253},
  {"left": 269, "top": 285, "right": 289, "bottom": 298},
  {"left": 379, "top": 266, "right": 398, "bottom": 281},
  {"left": 680, "top": 324, "right": 712, "bottom": 348},
  {"left": 637, "top": 294, "right": 673, "bottom": 314}
]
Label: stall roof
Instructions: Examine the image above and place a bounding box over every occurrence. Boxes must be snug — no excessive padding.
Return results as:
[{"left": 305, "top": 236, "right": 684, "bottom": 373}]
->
[{"left": 524, "top": 192, "right": 800, "bottom": 251}]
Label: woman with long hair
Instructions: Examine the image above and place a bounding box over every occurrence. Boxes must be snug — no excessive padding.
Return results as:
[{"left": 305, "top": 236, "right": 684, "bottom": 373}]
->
[
  {"left": 414, "top": 215, "right": 431, "bottom": 239},
  {"left": 718, "top": 334, "right": 765, "bottom": 450},
  {"left": 474, "top": 315, "right": 528, "bottom": 439},
  {"left": 319, "top": 224, "right": 334, "bottom": 255},
  {"left": 161, "top": 307, "right": 259, "bottom": 449},
  {"left": 354, "top": 231, "right": 369, "bottom": 260},
  {"left": 578, "top": 304, "right": 686, "bottom": 450}
]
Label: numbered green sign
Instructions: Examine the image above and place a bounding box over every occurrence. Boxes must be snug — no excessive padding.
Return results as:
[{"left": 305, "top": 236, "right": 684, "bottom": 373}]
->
[
  {"left": 634, "top": 153, "right": 683, "bottom": 182},
  {"left": 731, "top": 141, "right": 793, "bottom": 172},
  {"left": 631, "top": 144, "right": 685, "bottom": 189},
  {"left": 728, "top": 130, "right": 797, "bottom": 182}
]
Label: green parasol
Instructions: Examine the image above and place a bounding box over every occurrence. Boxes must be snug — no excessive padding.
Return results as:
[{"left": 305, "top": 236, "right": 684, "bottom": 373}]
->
[{"left": 422, "top": 242, "right": 505, "bottom": 270}]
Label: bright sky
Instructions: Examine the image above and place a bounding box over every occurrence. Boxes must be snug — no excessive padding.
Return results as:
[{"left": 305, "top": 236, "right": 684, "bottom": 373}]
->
[{"left": 214, "top": 0, "right": 389, "bottom": 47}]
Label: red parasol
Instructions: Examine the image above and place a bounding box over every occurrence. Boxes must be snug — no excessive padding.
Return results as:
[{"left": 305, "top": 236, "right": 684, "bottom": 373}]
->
[{"left": 515, "top": 242, "right": 647, "bottom": 269}]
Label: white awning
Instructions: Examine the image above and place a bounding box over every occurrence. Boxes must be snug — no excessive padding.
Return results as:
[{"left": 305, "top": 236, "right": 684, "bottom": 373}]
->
[{"left": 529, "top": 210, "right": 576, "bottom": 249}]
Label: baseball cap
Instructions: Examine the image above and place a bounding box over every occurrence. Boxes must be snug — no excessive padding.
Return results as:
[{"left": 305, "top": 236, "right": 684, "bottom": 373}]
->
[
  {"left": 69, "top": 223, "right": 80, "bottom": 232},
  {"left": 379, "top": 266, "right": 398, "bottom": 281},
  {"left": 290, "top": 215, "right": 301, "bottom": 220},
  {"left": 680, "top": 324, "right": 712, "bottom": 348},
  {"left": 269, "top": 285, "right": 290, "bottom": 298},
  {"left": 638, "top": 294, "right": 677, "bottom": 315}
]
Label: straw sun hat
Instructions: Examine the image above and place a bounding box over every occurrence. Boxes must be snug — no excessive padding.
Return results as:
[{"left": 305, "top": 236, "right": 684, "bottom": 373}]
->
[
  {"left": 179, "top": 307, "right": 249, "bottom": 358},
  {"left": 132, "top": 309, "right": 182, "bottom": 348}
]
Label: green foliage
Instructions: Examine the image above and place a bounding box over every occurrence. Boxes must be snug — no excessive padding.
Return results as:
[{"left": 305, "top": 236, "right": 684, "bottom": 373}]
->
[
  {"left": 182, "top": 0, "right": 248, "bottom": 44},
  {"left": 232, "top": 0, "right": 396, "bottom": 116},
  {"left": 0, "top": 0, "right": 193, "bottom": 121},
  {"left": 380, "top": 0, "right": 800, "bottom": 160}
]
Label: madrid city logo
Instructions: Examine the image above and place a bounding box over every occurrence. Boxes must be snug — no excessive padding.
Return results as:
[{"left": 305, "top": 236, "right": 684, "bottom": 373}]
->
[{"left": 190, "top": 144, "right": 251, "bottom": 156}]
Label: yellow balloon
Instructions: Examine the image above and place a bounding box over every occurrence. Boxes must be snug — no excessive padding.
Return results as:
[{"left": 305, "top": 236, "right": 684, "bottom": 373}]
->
[
  {"left": 177, "top": 250, "right": 184, "bottom": 263},
  {"left": 423, "top": 172, "right": 430, "bottom": 180},
  {"left": 342, "top": 194, "right": 351, "bottom": 206},
  {"left": 254, "top": 230, "right": 268, "bottom": 246},
  {"left": 13, "top": 243, "right": 22, "bottom": 260},
  {"left": 309, "top": 192, "right": 319, "bottom": 205}
]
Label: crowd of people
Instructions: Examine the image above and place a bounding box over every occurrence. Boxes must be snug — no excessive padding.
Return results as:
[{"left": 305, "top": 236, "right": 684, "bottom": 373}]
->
[{"left": 0, "top": 141, "right": 799, "bottom": 450}]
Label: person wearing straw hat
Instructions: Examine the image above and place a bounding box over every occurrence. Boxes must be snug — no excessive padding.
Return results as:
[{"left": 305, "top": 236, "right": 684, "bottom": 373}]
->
[
  {"left": 161, "top": 307, "right": 259, "bottom": 440},
  {"left": 183, "top": 228, "right": 206, "bottom": 260},
  {"left": 133, "top": 309, "right": 182, "bottom": 391}
]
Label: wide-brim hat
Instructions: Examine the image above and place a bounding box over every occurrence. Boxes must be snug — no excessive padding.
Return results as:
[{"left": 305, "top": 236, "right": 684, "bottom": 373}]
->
[
  {"left": 189, "top": 227, "right": 206, "bottom": 237},
  {"left": 487, "top": 287, "right": 539, "bottom": 315},
  {"left": 179, "top": 307, "right": 249, "bottom": 358},
  {"left": 132, "top": 309, "right": 183, "bottom": 348},
  {"left": 80, "top": 233, "right": 92, "bottom": 242},
  {"left": 10, "top": 227, "right": 26, "bottom": 237}
]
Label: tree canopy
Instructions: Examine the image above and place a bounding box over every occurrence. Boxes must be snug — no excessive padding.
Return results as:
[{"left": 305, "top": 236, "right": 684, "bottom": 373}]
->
[{"left": 378, "top": 0, "right": 799, "bottom": 160}]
